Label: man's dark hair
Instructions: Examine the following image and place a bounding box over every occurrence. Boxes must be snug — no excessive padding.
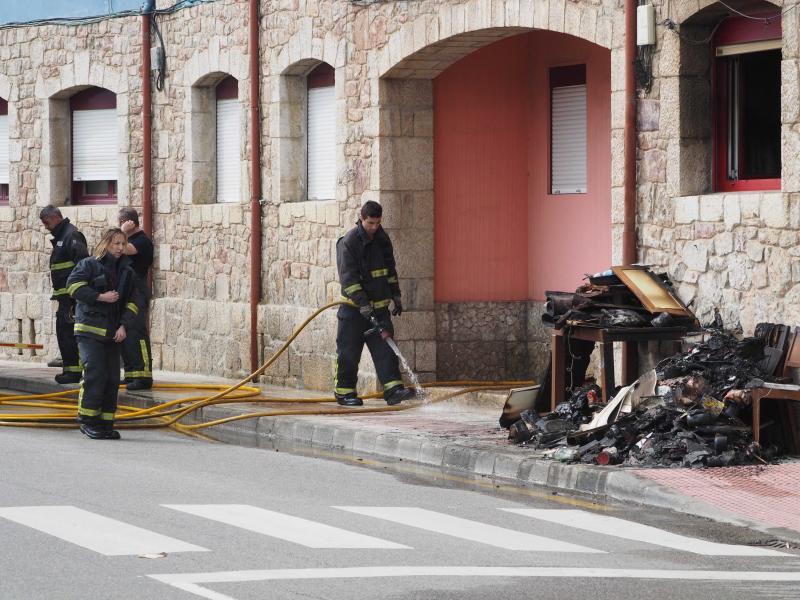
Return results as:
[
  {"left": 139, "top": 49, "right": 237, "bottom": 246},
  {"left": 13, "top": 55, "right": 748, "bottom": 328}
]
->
[
  {"left": 39, "top": 205, "right": 62, "bottom": 220},
  {"left": 360, "top": 201, "right": 382, "bottom": 219},
  {"left": 118, "top": 207, "right": 140, "bottom": 227}
]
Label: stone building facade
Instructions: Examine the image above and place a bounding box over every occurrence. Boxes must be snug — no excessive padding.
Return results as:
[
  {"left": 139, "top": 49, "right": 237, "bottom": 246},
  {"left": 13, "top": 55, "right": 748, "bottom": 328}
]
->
[{"left": 5, "top": 0, "right": 789, "bottom": 392}]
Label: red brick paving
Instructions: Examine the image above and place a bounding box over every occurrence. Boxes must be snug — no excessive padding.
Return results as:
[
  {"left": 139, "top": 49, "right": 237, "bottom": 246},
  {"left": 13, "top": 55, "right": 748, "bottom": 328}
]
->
[{"left": 633, "top": 464, "right": 800, "bottom": 533}]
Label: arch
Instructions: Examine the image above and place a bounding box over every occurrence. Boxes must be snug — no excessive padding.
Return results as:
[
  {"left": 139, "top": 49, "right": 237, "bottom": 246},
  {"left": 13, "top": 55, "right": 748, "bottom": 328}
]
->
[
  {"left": 179, "top": 40, "right": 249, "bottom": 206},
  {"left": 374, "top": 0, "right": 613, "bottom": 79},
  {"left": 39, "top": 84, "right": 129, "bottom": 207},
  {"left": 0, "top": 73, "right": 19, "bottom": 209},
  {"left": 269, "top": 58, "right": 342, "bottom": 204}
]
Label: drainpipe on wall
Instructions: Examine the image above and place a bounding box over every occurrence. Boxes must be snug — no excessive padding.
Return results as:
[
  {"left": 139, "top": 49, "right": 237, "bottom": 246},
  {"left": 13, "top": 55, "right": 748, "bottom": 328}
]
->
[
  {"left": 622, "top": 0, "right": 638, "bottom": 383},
  {"left": 623, "top": 0, "right": 637, "bottom": 265},
  {"left": 249, "top": 0, "right": 263, "bottom": 376},
  {"left": 141, "top": 2, "right": 154, "bottom": 237}
]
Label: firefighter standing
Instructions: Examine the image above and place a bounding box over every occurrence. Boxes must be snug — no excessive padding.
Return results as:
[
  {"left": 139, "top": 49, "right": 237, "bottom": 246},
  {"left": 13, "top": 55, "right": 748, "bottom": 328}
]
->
[
  {"left": 118, "top": 208, "right": 154, "bottom": 390},
  {"left": 67, "top": 228, "right": 145, "bottom": 440},
  {"left": 334, "top": 201, "right": 415, "bottom": 407},
  {"left": 39, "top": 205, "right": 88, "bottom": 384}
]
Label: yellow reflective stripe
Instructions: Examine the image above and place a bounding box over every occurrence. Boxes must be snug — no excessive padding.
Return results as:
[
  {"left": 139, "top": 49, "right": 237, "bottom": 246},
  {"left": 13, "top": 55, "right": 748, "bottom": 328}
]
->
[
  {"left": 383, "top": 380, "right": 403, "bottom": 391},
  {"left": 140, "top": 339, "right": 150, "bottom": 369},
  {"left": 370, "top": 268, "right": 389, "bottom": 278},
  {"left": 126, "top": 302, "right": 139, "bottom": 315},
  {"left": 63, "top": 365, "right": 83, "bottom": 373},
  {"left": 387, "top": 276, "right": 398, "bottom": 284},
  {"left": 50, "top": 261, "right": 75, "bottom": 271},
  {"left": 74, "top": 323, "right": 107, "bottom": 336},
  {"left": 334, "top": 387, "right": 356, "bottom": 394},
  {"left": 52, "top": 288, "right": 69, "bottom": 296},
  {"left": 67, "top": 281, "right": 88, "bottom": 295},
  {"left": 100, "top": 412, "right": 115, "bottom": 421},
  {"left": 344, "top": 283, "right": 363, "bottom": 295},
  {"left": 371, "top": 299, "right": 391, "bottom": 309},
  {"left": 78, "top": 407, "right": 102, "bottom": 417},
  {"left": 125, "top": 370, "right": 152, "bottom": 378}
]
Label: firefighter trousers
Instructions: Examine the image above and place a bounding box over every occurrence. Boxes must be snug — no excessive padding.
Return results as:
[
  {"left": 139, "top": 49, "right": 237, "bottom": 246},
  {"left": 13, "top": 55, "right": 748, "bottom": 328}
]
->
[
  {"left": 121, "top": 307, "right": 152, "bottom": 381},
  {"left": 55, "top": 298, "right": 82, "bottom": 374},
  {"left": 335, "top": 306, "right": 403, "bottom": 397},
  {"left": 76, "top": 336, "right": 120, "bottom": 425}
]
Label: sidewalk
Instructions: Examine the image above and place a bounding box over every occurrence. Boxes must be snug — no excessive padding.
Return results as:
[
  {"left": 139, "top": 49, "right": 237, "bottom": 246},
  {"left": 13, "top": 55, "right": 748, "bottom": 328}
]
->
[{"left": 2, "top": 359, "right": 799, "bottom": 544}]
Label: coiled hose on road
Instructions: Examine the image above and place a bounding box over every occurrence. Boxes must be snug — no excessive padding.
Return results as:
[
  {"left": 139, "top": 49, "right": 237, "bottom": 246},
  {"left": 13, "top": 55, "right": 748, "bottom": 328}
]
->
[{"left": 0, "top": 300, "right": 533, "bottom": 438}]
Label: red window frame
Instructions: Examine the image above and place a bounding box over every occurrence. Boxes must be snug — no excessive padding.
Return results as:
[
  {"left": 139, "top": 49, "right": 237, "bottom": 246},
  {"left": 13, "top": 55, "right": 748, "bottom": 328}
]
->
[
  {"left": 70, "top": 87, "right": 118, "bottom": 205},
  {"left": 713, "top": 16, "right": 781, "bottom": 192},
  {"left": 0, "top": 98, "right": 7, "bottom": 206}
]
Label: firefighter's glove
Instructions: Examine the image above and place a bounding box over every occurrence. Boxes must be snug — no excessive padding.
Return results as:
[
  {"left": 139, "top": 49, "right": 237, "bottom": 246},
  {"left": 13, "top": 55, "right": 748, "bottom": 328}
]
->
[
  {"left": 359, "top": 304, "right": 376, "bottom": 320},
  {"left": 391, "top": 297, "right": 403, "bottom": 317}
]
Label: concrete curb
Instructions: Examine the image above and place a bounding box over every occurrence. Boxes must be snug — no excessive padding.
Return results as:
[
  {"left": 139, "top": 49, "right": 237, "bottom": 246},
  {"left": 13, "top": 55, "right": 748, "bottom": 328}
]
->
[{"left": 3, "top": 369, "right": 799, "bottom": 545}]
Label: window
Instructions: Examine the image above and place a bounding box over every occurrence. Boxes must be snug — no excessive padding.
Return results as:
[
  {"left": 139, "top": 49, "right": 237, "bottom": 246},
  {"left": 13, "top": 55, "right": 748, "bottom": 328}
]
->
[
  {"left": 215, "top": 76, "right": 240, "bottom": 203},
  {"left": 0, "top": 98, "right": 8, "bottom": 206},
  {"left": 70, "top": 87, "right": 118, "bottom": 204},
  {"left": 307, "top": 63, "right": 335, "bottom": 200},
  {"left": 714, "top": 17, "right": 781, "bottom": 192},
  {"left": 550, "top": 65, "right": 587, "bottom": 195}
]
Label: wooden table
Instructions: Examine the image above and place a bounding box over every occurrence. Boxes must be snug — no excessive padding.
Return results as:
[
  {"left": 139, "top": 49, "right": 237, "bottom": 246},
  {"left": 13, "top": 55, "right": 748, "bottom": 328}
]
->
[{"left": 550, "top": 325, "right": 687, "bottom": 411}]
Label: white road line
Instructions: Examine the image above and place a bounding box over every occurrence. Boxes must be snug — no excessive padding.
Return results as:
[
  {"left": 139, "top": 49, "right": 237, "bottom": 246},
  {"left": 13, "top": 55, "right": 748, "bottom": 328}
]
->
[
  {"left": 149, "top": 566, "right": 800, "bottom": 600},
  {"left": 334, "top": 507, "right": 604, "bottom": 553},
  {"left": 163, "top": 504, "right": 410, "bottom": 549},
  {"left": 0, "top": 506, "right": 208, "bottom": 556},
  {"left": 501, "top": 508, "right": 789, "bottom": 557}
]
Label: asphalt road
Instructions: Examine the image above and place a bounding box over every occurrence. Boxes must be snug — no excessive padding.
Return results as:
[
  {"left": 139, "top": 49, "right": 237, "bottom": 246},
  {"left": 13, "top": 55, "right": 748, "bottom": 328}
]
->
[{"left": 1, "top": 425, "right": 799, "bottom": 600}]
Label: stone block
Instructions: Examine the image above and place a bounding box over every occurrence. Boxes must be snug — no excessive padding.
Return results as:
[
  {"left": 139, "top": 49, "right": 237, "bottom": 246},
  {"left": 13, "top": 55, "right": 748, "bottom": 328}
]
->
[
  {"left": 674, "top": 195, "right": 699, "bottom": 224},
  {"left": 699, "top": 194, "right": 723, "bottom": 222},
  {"left": 738, "top": 193, "right": 761, "bottom": 219},
  {"left": 415, "top": 340, "right": 436, "bottom": 372},
  {"left": 681, "top": 240, "right": 709, "bottom": 271},
  {"left": 761, "top": 193, "right": 789, "bottom": 228}
]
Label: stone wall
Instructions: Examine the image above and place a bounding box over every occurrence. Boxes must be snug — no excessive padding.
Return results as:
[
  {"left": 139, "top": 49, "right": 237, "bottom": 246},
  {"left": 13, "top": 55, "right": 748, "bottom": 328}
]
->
[
  {"left": 1, "top": 0, "right": 626, "bottom": 393},
  {"left": 636, "top": 1, "right": 800, "bottom": 335}
]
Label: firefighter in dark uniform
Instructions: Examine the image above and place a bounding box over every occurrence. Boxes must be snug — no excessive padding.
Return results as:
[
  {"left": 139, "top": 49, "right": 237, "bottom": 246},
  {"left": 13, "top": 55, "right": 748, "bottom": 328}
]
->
[
  {"left": 118, "top": 208, "right": 154, "bottom": 390},
  {"left": 335, "top": 201, "right": 415, "bottom": 407},
  {"left": 39, "top": 205, "right": 89, "bottom": 384},
  {"left": 67, "top": 228, "right": 145, "bottom": 440}
]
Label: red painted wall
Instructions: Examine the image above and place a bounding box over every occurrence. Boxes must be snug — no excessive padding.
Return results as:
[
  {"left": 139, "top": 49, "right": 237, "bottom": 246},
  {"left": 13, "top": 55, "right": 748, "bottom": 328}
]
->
[
  {"left": 434, "top": 32, "right": 611, "bottom": 302},
  {"left": 434, "top": 35, "right": 530, "bottom": 301}
]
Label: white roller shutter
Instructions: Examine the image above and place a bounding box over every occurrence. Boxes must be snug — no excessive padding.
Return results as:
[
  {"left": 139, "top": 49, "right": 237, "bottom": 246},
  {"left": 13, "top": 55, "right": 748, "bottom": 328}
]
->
[
  {"left": 72, "top": 108, "right": 117, "bottom": 181},
  {"left": 551, "top": 84, "right": 587, "bottom": 195},
  {"left": 216, "top": 98, "right": 240, "bottom": 203},
  {"left": 0, "top": 115, "right": 8, "bottom": 184},
  {"left": 307, "top": 86, "right": 336, "bottom": 200}
]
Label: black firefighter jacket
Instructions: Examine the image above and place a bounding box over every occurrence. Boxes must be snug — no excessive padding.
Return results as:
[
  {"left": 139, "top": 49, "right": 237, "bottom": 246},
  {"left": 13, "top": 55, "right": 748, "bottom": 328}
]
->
[
  {"left": 337, "top": 221, "right": 401, "bottom": 312},
  {"left": 48, "top": 218, "right": 88, "bottom": 300},
  {"left": 66, "top": 254, "right": 145, "bottom": 341}
]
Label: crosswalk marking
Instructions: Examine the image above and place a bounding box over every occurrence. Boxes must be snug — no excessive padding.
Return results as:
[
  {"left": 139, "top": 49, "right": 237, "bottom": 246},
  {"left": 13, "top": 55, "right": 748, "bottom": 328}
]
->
[
  {"left": 163, "top": 504, "right": 410, "bottom": 549},
  {"left": 0, "top": 506, "right": 208, "bottom": 556},
  {"left": 334, "top": 507, "right": 604, "bottom": 553},
  {"left": 501, "top": 508, "right": 789, "bottom": 557},
  {"left": 150, "top": 565, "right": 800, "bottom": 600}
]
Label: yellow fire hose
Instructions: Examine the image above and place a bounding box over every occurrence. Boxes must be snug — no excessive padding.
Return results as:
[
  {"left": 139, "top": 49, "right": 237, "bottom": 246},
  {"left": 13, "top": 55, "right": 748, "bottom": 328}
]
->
[{"left": 0, "top": 300, "right": 533, "bottom": 438}]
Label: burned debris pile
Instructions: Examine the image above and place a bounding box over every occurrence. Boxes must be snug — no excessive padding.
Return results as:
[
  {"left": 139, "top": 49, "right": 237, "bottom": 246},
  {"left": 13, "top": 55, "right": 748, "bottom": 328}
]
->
[
  {"left": 503, "top": 266, "right": 797, "bottom": 468},
  {"left": 507, "top": 330, "right": 781, "bottom": 467}
]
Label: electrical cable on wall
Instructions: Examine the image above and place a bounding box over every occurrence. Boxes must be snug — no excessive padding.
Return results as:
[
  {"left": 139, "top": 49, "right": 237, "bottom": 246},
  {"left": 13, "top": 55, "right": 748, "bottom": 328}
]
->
[{"left": 151, "top": 13, "right": 167, "bottom": 91}]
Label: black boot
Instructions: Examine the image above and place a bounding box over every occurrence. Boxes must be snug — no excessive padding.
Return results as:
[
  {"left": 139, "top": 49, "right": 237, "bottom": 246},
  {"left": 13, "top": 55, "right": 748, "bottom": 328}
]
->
[
  {"left": 335, "top": 392, "right": 363, "bottom": 407},
  {"left": 79, "top": 423, "right": 107, "bottom": 439},
  {"left": 101, "top": 423, "right": 121, "bottom": 440},
  {"left": 55, "top": 372, "right": 82, "bottom": 384},
  {"left": 384, "top": 386, "right": 415, "bottom": 406},
  {"left": 126, "top": 378, "right": 152, "bottom": 391}
]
